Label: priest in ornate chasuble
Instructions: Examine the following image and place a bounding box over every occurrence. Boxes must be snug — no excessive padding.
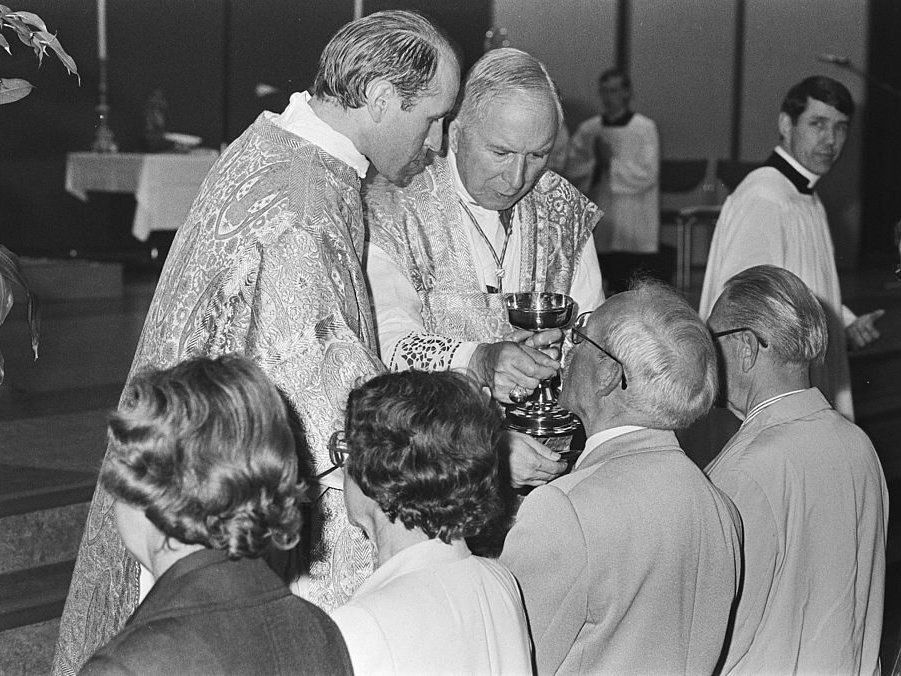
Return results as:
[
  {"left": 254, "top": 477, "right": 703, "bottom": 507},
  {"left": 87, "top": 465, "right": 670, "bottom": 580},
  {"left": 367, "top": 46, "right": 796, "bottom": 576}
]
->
[
  {"left": 365, "top": 48, "right": 604, "bottom": 486},
  {"left": 700, "top": 76, "right": 884, "bottom": 421},
  {"left": 54, "top": 12, "right": 460, "bottom": 675}
]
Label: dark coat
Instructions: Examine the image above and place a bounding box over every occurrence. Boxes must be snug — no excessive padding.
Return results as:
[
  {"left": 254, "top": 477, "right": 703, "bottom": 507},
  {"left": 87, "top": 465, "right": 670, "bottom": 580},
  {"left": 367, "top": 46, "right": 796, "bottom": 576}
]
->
[{"left": 79, "top": 549, "right": 353, "bottom": 675}]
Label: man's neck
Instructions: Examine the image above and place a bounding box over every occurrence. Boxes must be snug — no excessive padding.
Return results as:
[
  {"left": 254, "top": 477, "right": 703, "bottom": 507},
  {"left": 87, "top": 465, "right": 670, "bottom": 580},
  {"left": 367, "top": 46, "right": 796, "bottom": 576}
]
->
[
  {"left": 737, "top": 373, "right": 810, "bottom": 420},
  {"left": 308, "top": 97, "right": 368, "bottom": 157}
]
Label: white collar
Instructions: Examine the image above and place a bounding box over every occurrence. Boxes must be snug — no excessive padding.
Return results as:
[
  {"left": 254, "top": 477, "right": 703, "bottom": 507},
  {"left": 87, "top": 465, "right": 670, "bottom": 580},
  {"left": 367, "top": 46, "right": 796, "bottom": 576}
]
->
[
  {"left": 273, "top": 91, "right": 369, "bottom": 179},
  {"left": 574, "top": 425, "right": 646, "bottom": 470},
  {"left": 448, "top": 146, "right": 492, "bottom": 213},
  {"left": 356, "top": 538, "right": 470, "bottom": 596},
  {"left": 774, "top": 145, "right": 820, "bottom": 189},
  {"left": 740, "top": 388, "right": 807, "bottom": 428}
]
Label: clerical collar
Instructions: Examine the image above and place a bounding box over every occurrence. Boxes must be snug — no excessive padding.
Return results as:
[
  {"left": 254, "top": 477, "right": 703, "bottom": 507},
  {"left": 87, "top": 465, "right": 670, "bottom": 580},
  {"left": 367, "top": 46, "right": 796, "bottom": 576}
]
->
[
  {"left": 448, "top": 146, "right": 484, "bottom": 208},
  {"left": 602, "top": 110, "right": 634, "bottom": 127},
  {"left": 273, "top": 91, "right": 370, "bottom": 179},
  {"left": 766, "top": 146, "right": 820, "bottom": 195},
  {"left": 574, "top": 425, "right": 646, "bottom": 470}
]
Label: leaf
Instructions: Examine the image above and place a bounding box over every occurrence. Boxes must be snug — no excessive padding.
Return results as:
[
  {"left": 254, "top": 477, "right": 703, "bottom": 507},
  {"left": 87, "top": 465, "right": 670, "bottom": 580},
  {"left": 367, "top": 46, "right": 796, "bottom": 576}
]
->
[
  {"left": 6, "top": 11, "right": 47, "bottom": 31},
  {"left": 0, "top": 32, "right": 8, "bottom": 54},
  {"left": 0, "top": 77, "right": 33, "bottom": 104},
  {"left": 34, "top": 31, "right": 78, "bottom": 81},
  {"left": 0, "top": 245, "right": 40, "bottom": 361}
]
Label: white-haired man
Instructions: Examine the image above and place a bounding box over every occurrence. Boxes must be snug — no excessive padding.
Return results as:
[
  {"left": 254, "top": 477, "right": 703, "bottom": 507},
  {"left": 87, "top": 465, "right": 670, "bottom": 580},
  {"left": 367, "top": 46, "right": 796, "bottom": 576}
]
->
[
  {"left": 365, "top": 47, "right": 604, "bottom": 486},
  {"left": 501, "top": 279, "right": 742, "bottom": 674},
  {"left": 706, "top": 265, "right": 887, "bottom": 674}
]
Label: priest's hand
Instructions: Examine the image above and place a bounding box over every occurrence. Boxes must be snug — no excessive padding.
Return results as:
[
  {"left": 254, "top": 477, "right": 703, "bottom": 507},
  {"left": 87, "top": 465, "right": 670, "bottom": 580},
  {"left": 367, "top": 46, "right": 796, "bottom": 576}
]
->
[
  {"left": 505, "top": 327, "right": 564, "bottom": 360},
  {"left": 470, "top": 340, "right": 560, "bottom": 404},
  {"left": 847, "top": 309, "right": 885, "bottom": 350},
  {"left": 507, "top": 431, "right": 567, "bottom": 488}
]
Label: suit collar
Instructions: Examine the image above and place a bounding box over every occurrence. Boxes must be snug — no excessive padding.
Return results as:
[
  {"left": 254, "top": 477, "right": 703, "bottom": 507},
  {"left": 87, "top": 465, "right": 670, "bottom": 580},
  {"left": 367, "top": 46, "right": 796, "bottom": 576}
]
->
[
  {"left": 708, "top": 388, "right": 832, "bottom": 473},
  {"left": 130, "top": 549, "right": 286, "bottom": 625},
  {"left": 576, "top": 427, "right": 683, "bottom": 472}
]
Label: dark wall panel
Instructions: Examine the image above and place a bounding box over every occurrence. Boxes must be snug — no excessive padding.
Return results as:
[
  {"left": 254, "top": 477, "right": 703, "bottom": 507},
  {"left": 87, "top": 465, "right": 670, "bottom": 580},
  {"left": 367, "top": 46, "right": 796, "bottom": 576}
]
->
[{"left": 0, "top": 0, "right": 353, "bottom": 254}]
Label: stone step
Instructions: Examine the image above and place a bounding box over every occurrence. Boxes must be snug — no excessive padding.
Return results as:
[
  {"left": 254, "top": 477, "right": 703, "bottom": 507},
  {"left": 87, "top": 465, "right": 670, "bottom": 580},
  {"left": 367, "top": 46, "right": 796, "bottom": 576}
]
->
[
  {"left": 0, "top": 464, "right": 94, "bottom": 576},
  {"left": 0, "top": 560, "right": 75, "bottom": 632}
]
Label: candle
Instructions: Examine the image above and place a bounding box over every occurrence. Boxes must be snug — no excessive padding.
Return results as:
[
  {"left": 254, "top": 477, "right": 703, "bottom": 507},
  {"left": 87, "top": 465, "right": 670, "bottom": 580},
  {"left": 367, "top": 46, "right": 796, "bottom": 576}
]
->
[{"left": 97, "top": 0, "right": 107, "bottom": 61}]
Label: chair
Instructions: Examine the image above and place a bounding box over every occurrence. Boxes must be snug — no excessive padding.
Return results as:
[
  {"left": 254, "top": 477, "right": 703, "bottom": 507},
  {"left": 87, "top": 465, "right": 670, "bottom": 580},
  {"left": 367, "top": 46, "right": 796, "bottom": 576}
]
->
[
  {"left": 659, "top": 159, "right": 716, "bottom": 292},
  {"left": 663, "top": 159, "right": 761, "bottom": 292}
]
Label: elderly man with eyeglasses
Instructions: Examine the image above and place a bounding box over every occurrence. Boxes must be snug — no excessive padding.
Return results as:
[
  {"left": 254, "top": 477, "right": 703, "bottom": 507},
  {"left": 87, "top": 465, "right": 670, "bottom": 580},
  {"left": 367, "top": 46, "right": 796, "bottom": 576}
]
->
[
  {"left": 501, "top": 278, "right": 742, "bottom": 675},
  {"left": 704, "top": 265, "right": 887, "bottom": 675}
]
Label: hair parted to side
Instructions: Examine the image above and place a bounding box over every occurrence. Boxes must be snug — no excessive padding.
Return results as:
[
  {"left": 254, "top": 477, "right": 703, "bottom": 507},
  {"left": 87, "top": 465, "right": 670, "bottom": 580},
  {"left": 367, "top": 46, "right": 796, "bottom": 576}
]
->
[
  {"left": 344, "top": 370, "right": 504, "bottom": 544},
  {"left": 609, "top": 278, "right": 718, "bottom": 429},
  {"left": 455, "top": 47, "right": 562, "bottom": 127},
  {"left": 100, "top": 354, "right": 304, "bottom": 559},
  {"left": 781, "top": 75, "right": 854, "bottom": 122},
  {"left": 598, "top": 67, "right": 631, "bottom": 90},
  {"left": 312, "top": 10, "right": 455, "bottom": 112},
  {"left": 717, "top": 265, "right": 829, "bottom": 366}
]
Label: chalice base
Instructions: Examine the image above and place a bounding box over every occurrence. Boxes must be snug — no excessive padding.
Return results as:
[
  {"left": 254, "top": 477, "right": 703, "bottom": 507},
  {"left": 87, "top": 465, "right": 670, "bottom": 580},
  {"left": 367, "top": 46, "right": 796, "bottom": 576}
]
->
[{"left": 505, "top": 401, "right": 580, "bottom": 437}]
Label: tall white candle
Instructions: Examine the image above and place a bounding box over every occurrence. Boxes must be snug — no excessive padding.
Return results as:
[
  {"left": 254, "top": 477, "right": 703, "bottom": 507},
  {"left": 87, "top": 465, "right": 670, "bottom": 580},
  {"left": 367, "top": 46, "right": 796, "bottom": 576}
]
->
[{"left": 97, "top": 0, "right": 107, "bottom": 61}]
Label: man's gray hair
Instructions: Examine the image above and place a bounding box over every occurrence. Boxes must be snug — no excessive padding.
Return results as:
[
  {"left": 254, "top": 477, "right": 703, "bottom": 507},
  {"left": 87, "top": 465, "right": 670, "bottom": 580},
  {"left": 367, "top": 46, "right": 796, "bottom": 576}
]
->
[
  {"left": 312, "top": 10, "right": 456, "bottom": 111},
  {"left": 455, "top": 47, "right": 562, "bottom": 127},
  {"left": 608, "top": 279, "right": 718, "bottom": 429},
  {"left": 715, "top": 265, "right": 828, "bottom": 366}
]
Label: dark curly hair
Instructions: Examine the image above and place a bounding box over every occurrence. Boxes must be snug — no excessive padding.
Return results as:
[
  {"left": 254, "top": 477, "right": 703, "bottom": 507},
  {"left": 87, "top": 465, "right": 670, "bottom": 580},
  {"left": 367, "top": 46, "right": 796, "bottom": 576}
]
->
[
  {"left": 100, "top": 354, "right": 304, "bottom": 559},
  {"left": 344, "top": 370, "right": 504, "bottom": 544}
]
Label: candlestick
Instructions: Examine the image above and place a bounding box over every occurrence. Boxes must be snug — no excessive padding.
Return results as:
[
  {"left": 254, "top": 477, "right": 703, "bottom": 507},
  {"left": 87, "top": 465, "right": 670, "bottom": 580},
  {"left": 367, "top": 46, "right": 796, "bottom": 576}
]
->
[{"left": 97, "top": 0, "right": 107, "bottom": 61}]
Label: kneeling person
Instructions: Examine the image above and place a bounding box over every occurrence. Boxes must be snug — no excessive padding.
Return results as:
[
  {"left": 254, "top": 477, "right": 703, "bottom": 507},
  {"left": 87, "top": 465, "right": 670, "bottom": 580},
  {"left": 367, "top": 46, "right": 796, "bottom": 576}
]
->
[
  {"left": 330, "top": 371, "right": 532, "bottom": 675},
  {"left": 81, "top": 355, "right": 352, "bottom": 675}
]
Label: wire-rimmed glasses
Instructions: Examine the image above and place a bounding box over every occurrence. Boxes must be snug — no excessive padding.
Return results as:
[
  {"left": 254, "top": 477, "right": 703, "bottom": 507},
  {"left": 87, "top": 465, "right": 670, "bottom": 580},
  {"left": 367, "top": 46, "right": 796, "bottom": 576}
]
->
[
  {"left": 710, "top": 326, "right": 769, "bottom": 348},
  {"left": 570, "top": 312, "right": 627, "bottom": 390}
]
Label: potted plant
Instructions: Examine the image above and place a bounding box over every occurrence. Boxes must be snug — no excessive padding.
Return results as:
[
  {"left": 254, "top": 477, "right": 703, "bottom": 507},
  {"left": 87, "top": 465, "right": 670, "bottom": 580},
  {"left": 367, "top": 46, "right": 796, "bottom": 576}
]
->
[{"left": 0, "top": 6, "right": 77, "bottom": 382}]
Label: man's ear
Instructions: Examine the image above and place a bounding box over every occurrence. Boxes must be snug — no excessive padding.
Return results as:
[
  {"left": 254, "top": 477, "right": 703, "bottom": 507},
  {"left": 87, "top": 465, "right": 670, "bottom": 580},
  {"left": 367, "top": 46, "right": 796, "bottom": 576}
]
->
[
  {"left": 739, "top": 330, "right": 761, "bottom": 373},
  {"left": 365, "top": 79, "right": 396, "bottom": 124},
  {"left": 595, "top": 359, "right": 622, "bottom": 398},
  {"left": 778, "top": 112, "right": 793, "bottom": 143},
  {"left": 448, "top": 119, "right": 461, "bottom": 154}
]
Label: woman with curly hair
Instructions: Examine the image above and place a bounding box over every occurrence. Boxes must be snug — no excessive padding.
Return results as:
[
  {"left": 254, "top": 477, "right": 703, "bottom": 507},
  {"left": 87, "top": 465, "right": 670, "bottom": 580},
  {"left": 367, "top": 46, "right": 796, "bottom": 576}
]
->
[
  {"left": 80, "top": 355, "right": 352, "bottom": 675},
  {"left": 329, "top": 370, "right": 532, "bottom": 675}
]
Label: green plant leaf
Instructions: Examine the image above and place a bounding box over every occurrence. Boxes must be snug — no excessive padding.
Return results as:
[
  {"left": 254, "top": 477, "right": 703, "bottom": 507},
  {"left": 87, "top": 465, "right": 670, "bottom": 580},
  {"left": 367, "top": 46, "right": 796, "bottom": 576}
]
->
[
  {"left": 0, "top": 32, "right": 9, "bottom": 54},
  {"left": 0, "top": 77, "right": 33, "bottom": 104}
]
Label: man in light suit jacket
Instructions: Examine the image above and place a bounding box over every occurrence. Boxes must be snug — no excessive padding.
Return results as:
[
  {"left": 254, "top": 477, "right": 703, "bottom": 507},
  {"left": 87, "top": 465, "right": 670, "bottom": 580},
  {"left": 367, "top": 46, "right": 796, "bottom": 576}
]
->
[
  {"left": 501, "top": 279, "right": 742, "bottom": 675},
  {"left": 705, "top": 265, "right": 887, "bottom": 674}
]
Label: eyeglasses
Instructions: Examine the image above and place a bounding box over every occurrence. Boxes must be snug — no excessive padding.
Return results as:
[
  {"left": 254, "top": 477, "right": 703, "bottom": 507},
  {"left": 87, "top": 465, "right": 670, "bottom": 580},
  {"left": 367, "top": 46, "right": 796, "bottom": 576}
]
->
[
  {"left": 315, "top": 430, "right": 349, "bottom": 480},
  {"left": 710, "top": 327, "right": 769, "bottom": 348},
  {"left": 570, "top": 312, "right": 627, "bottom": 390}
]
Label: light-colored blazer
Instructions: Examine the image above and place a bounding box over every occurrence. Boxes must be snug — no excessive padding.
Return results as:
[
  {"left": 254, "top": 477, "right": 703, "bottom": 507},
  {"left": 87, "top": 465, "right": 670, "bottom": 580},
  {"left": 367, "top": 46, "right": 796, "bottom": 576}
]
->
[{"left": 502, "top": 428, "right": 742, "bottom": 675}]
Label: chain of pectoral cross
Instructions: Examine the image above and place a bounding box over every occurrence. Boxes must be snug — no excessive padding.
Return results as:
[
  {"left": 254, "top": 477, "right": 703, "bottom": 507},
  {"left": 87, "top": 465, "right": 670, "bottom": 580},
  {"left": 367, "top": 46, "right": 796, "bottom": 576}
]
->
[{"left": 458, "top": 199, "right": 515, "bottom": 294}]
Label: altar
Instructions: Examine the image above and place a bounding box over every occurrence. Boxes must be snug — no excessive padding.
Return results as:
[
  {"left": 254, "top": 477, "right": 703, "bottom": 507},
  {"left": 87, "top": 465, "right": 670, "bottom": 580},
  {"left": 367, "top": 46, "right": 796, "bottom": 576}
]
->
[{"left": 65, "top": 150, "right": 218, "bottom": 242}]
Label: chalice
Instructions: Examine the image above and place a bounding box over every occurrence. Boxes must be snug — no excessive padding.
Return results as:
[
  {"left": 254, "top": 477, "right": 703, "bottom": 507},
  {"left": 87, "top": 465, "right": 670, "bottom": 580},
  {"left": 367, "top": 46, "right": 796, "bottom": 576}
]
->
[{"left": 503, "top": 292, "right": 580, "bottom": 437}]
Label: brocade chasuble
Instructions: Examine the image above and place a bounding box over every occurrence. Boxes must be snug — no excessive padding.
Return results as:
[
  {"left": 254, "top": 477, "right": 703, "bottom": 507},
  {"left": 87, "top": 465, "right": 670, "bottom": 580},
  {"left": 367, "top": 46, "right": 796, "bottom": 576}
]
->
[
  {"left": 54, "top": 114, "right": 382, "bottom": 675},
  {"left": 365, "top": 155, "right": 599, "bottom": 370}
]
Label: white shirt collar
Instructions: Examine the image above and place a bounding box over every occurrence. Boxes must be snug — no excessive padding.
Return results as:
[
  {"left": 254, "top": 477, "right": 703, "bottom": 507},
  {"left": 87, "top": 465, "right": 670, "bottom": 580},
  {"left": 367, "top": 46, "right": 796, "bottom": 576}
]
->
[
  {"left": 273, "top": 91, "right": 369, "bottom": 179},
  {"left": 574, "top": 425, "right": 646, "bottom": 470},
  {"left": 774, "top": 145, "right": 820, "bottom": 189}
]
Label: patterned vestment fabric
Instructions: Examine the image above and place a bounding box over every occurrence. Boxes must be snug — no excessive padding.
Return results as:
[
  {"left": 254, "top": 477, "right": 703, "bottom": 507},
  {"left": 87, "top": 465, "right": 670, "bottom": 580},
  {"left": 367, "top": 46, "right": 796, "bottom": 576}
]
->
[{"left": 53, "top": 113, "right": 381, "bottom": 674}]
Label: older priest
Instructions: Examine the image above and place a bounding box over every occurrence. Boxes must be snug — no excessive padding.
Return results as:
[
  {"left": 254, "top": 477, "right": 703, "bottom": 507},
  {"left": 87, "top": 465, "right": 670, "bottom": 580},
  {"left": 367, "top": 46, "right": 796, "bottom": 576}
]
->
[
  {"left": 53, "top": 11, "right": 459, "bottom": 674},
  {"left": 365, "top": 48, "right": 603, "bottom": 484}
]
